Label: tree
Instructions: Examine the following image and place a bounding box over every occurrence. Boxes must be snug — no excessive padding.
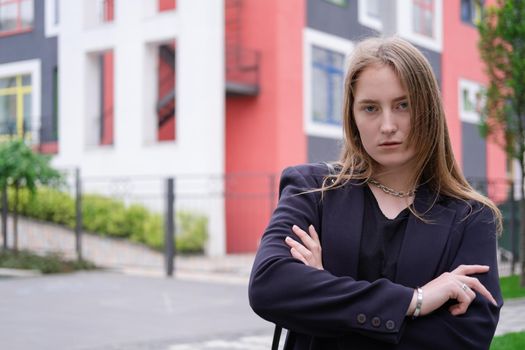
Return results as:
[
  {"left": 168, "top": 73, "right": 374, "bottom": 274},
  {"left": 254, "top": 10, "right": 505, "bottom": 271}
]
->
[
  {"left": 478, "top": 0, "right": 525, "bottom": 285},
  {"left": 0, "top": 139, "right": 62, "bottom": 252}
]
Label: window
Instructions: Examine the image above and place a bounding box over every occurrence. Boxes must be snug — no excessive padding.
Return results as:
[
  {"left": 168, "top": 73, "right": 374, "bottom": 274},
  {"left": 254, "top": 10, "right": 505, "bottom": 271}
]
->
[
  {"left": 461, "top": 0, "right": 483, "bottom": 25},
  {"left": 97, "top": 0, "right": 113, "bottom": 23},
  {"left": 99, "top": 51, "right": 114, "bottom": 146},
  {"left": 156, "top": 42, "right": 176, "bottom": 141},
  {"left": 312, "top": 46, "right": 345, "bottom": 127},
  {"left": 413, "top": 0, "right": 434, "bottom": 38},
  {"left": 304, "top": 29, "right": 352, "bottom": 138},
  {"left": 0, "top": 74, "right": 32, "bottom": 139},
  {"left": 158, "top": 0, "right": 176, "bottom": 12},
  {"left": 358, "top": 0, "right": 382, "bottom": 31},
  {"left": 398, "top": 0, "right": 442, "bottom": 51},
  {"left": 324, "top": 0, "right": 348, "bottom": 7},
  {"left": 0, "top": 0, "right": 33, "bottom": 36},
  {"left": 51, "top": 67, "right": 58, "bottom": 141},
  {"left": 459, "top": 79, "right": 484, "bottom": 124},
  {"left": 45, "top": 0, "right": 59, "bottom": 37}
]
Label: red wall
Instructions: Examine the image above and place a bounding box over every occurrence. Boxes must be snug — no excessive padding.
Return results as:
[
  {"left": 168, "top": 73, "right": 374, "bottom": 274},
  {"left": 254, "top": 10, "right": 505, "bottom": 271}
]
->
[
  {"left": 225, "top": 0, "right": 306, "bottom": 253},
  {"left": 442, "top": 0, "right": 506, "bottom": 202}
]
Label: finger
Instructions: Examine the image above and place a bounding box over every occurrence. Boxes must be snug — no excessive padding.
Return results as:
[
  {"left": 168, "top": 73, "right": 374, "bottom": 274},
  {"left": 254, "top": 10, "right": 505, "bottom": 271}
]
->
[
  {"left": 452, "top": 264, "right": 490, "bottom": 276},
  {"left": 460, "top": 276, "right": 498, "bottom": 305},
  {"left": 285, "top": 236, "right": 313, "bottom": 261},
  {"left": 449, "top": 303, "right": 468, "bottom": 316},
  {"left": 290, "top": 247, "right": 309, "bottom": 266},
  {"left": 449, "top": 284, "right": 475, "bottom": 316},
  {"left": 308, "top": 225, "right": 320, "bottom": 244},
  {"left": 292, "top": 225, "right": 317, "bottom": 251}
]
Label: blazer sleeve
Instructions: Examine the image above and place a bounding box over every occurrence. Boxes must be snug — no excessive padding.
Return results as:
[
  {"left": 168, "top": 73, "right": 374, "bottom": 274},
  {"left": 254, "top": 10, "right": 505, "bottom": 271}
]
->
[
  {"left": 401, "top": 204, "right": 503, "bottom": 349},
  {"left": 248, "top": 165, "right": 415, "bottom": 343}
]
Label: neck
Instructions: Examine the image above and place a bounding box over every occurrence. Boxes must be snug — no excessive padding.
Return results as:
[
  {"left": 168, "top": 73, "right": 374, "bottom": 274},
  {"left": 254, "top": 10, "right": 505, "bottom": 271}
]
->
[{"left": 372, "top": 167, "right": 416, "bottom": 193}]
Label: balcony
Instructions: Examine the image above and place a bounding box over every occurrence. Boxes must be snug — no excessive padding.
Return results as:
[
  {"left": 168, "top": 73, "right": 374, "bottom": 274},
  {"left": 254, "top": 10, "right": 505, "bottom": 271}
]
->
[{"left": 225, "top": 0, "right": 260, "bottom": 96}]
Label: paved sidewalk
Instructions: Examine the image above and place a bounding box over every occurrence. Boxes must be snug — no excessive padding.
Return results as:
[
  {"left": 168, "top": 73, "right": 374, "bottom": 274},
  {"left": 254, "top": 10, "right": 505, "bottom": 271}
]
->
[
  {"left": 2, "top": 216, "right": 524, "bottom": 338},
  {"left": 496, "top": 297, "right": 525, "bottom": 336}
]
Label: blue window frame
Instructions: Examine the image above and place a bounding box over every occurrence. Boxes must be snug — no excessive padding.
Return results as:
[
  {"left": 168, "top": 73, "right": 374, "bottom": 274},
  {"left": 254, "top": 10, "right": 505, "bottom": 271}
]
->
[{"left": 312, "top": 45, "right": 345, "bottom": 126}]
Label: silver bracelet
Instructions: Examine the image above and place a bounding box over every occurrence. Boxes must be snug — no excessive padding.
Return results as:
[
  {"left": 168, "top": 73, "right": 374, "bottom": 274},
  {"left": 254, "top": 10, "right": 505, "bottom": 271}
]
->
[{"left": 413, "top": 287, "right": 423, "bottom": 318}]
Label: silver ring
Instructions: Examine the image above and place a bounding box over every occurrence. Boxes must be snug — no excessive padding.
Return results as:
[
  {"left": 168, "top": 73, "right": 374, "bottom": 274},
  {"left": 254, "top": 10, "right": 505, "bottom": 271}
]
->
[{"left": 461, "top": 283, "right": 469, "bottom": 292}]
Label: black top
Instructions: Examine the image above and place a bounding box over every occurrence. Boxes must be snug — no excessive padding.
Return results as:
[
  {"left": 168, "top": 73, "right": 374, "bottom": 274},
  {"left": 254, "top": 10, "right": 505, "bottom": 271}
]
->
[{"left": 358, "top": 185, "right": 410, "bottom": 282}]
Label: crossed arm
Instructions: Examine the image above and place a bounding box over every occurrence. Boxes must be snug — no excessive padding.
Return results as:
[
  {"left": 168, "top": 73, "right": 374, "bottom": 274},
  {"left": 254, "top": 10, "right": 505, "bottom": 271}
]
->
[{"left": 286, "top": 224, "right": 497, "bottom": 317}]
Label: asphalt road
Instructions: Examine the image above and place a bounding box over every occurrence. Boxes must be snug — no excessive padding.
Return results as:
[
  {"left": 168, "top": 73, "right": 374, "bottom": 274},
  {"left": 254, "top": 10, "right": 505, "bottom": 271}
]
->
[{"left": 0, "top": 272, "right": 274, "bottom": 350}]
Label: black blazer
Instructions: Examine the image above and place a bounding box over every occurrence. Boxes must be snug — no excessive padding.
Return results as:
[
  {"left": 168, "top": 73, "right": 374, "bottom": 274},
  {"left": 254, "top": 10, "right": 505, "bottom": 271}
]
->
[{"left": 248, "top": 163, "right": 502, "bottom": 350}]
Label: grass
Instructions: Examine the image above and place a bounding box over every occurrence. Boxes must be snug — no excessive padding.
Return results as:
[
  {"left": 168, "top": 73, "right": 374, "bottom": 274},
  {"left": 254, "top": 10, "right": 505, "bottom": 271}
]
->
[
  {"left": 0, "top": 249, "right": 97, "bottom": 274},
  {"left": 500, "top": 275, "right": 525, "bottom": 300},
  {"left": 491, "top": 331, "right": 525, "bottom": 350}
]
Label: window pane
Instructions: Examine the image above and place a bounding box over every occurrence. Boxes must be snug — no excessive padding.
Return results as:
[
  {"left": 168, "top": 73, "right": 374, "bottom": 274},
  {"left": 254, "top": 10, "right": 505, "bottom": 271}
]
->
[
  {"left": 20, "top": 0, "right": 34, "bottom": 28},
  {"left": 324, "top": 0, "right": 348, "bottom": 7},
  {"left": 460, "top": 0, "right": 471, "bottom": 21},
  {"left": 367, "top": 0, "right": 381, "bottom": 19},
  {"left": 331, "top": 72, "right": 343, "bottom": 124},
  {"left": 21, "top": 74, "right": 31, "bottom": 86},
  {"left": 0, "top": 77, "right": 16, "bottom": 88},
  {"left": 312, "top": 67, "right": 327, "bottom": 123},
  {"left": 312, "top": 46, "right": 328, "bottom": 63},
  {"left": 0, "top": 95, "right": 17, "bottom": 136},
  {"left": 23, "top": 92, "right": 31, "bottom": 134},
  {"left": 463, "top": 88, "right": 472, "bottom": 111},
  {"left": 312, "top": 46, "right": 345, "bottom": 126},
  {"left": 413, "top": 0, "right": 434, "bottom": 37},
  {"left": 0, "top": 3, "right": 18, "bottom": 32},
  {"left": 424, "top": 9, "right": 434, "bottom": 37},
  {"left": 54, "top": 0, "right": 60, "bottom": 25}
]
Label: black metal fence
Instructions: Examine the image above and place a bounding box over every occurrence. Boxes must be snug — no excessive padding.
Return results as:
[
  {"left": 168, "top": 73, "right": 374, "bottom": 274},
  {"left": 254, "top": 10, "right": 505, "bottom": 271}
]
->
[{"left": 0, "top": 171, "right": 521, "bottom": 276}]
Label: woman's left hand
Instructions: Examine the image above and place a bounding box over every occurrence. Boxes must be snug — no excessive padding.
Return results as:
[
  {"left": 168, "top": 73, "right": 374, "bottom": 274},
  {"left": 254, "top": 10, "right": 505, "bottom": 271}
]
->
[{"left": 285, "top": 225, "right": 324, "bottom": 270}]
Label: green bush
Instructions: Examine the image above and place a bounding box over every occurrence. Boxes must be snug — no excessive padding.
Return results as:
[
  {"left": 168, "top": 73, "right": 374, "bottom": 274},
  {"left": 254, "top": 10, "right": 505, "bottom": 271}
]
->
[
  {"left": 0, "top": 249, "right": 97, "bottom": 274},
  {"left": 176, "top": 211, "right": 208, "bottom": 254},
  {"left": 1, "top": 186, "right": 208, "bottom": 253}
]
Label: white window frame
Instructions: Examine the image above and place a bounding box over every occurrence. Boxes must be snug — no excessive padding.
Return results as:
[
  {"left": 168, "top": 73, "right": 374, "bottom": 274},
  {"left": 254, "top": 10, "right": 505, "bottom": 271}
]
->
[
  {"left": 458, "top": 78, "right": 484, "bottom": 124},
  {"left": 45, "top": 0, "right": 59, "bottom": 37},
  {"left": 358, "top": 0, "right": 383, "bottom": 32},
  {"left": 0, "top": 59, "right": 41, "bottom": 144},
  {"left": 303, "top": 28, "right": 353, "bottom": 139},
  {"left": 397, "top": 0, "right": 443, "bottom": 52}
]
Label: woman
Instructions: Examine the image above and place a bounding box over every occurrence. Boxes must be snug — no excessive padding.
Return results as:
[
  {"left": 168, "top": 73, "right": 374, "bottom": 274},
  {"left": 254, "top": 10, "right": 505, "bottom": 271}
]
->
[{"left": 248, "top": 37, "right": 502, "bottom": 349}]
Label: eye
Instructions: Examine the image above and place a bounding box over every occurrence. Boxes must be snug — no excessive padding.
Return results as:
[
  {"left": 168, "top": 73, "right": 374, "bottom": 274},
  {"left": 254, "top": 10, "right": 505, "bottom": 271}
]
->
[
  {"left": 397, "top": 101, "right": 409, "bottom": 111},
  {"left": 363, "top": 105, "right": 377, "bottom": 113}
]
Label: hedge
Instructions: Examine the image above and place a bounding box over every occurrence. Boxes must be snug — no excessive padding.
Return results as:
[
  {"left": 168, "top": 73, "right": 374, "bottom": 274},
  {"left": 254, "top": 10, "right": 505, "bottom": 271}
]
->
[{"left": 3, "top": 187, "right": 208, "bottom": 254}]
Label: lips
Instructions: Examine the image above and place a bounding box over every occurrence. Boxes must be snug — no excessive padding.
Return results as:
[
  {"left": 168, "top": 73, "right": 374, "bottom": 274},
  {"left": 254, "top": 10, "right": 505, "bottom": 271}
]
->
[{"left": 379, "top": 141, "right": 402, "bottom": 146}]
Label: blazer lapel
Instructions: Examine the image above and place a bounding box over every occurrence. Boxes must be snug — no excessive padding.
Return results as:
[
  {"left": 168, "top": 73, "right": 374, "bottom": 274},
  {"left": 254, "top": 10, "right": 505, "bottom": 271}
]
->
[
  {"left": 322, "top": 182, "right": 364, "bottom": 278},
  {"left": 395, "top": 186, "right": 456, "bottom": 287}
]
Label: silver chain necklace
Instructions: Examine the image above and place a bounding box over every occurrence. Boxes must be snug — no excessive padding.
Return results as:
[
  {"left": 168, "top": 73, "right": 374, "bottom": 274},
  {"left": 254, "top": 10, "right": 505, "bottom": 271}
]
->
[{"left": 368, "top": 179, "right": 416, "bottom": 198}]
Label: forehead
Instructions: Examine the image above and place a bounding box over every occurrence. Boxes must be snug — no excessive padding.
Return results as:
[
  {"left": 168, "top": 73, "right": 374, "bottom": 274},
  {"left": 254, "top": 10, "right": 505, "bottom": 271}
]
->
[{"left": 353, "top": 64, "right": 407, "bottom": 101}]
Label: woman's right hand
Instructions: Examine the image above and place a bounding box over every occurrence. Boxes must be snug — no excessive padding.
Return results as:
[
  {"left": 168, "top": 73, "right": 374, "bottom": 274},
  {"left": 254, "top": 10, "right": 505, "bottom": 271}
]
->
[{"left": 407, "top": 264, "right": 498, "bottom": 317}]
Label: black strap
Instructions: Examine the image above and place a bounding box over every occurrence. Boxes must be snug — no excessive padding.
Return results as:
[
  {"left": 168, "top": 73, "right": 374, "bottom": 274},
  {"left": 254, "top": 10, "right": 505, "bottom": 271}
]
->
[{"left": 271, "top": 325, "right": 282, "bottom": 350}]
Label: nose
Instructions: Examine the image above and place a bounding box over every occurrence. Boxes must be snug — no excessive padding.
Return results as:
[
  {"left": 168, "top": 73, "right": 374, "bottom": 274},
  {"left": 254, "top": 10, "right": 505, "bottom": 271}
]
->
[{"left": 380, "top": 110, "right": 397, "bottom": 135}]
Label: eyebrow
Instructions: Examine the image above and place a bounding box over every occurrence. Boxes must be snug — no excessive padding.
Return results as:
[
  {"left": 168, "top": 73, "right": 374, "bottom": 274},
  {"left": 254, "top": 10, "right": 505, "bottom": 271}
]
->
[{"left": 355, "top": 95, "right": 408, "bottom": 104}]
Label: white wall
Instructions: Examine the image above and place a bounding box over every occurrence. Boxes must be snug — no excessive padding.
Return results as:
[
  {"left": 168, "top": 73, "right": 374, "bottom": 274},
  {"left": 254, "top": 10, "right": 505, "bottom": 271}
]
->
[{"left": 55, "top": 0, "right": 226, "bottom": 255}]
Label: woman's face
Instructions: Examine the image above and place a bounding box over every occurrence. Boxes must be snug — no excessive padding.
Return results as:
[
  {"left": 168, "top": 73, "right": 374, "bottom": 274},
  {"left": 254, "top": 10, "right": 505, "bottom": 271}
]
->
[{"left": 352, "top": 64, "right": 416, "bottom": 174}]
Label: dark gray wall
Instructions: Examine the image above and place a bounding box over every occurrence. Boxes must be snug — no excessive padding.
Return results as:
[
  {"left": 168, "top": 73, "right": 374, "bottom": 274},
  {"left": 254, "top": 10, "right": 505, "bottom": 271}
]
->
[
  {"left": 306, "top": 0, "right": 442, "bottom": 163},
  {"left": 0, "top": 0, "right": 58, "bottom": 143},
  {"left": 462, "top": 122, "right": 486, "bottom": 180}
]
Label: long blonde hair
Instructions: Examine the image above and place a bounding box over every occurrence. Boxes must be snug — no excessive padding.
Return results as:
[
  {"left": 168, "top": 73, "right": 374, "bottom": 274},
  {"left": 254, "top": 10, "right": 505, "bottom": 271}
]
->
[{"left": 324, "top": 37, "right": 502, "bottom": 232}]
